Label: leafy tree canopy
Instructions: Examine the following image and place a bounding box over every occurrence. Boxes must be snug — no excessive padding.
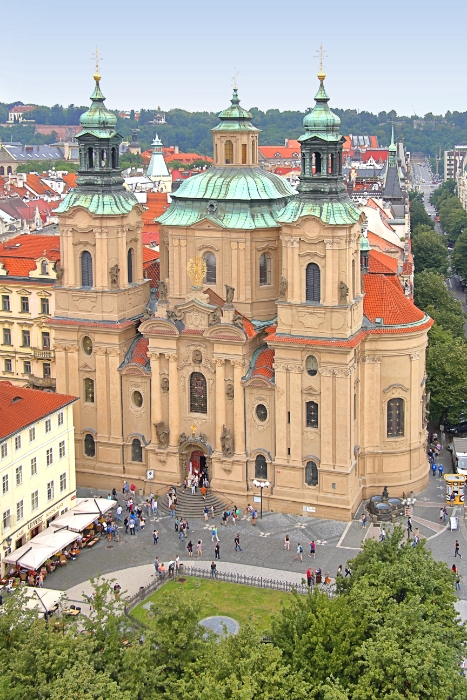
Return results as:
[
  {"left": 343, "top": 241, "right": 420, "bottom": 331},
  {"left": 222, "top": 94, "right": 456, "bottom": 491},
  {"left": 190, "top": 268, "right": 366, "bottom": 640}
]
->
[
  {"left": 426, "top": 324, "right": 467, "bottom": 420},
  {"left": 452, "top": 229, "right": 467, "bottom": 280},
  {"left": 412, "top": 230, "right": 449, "bottom": 275}
]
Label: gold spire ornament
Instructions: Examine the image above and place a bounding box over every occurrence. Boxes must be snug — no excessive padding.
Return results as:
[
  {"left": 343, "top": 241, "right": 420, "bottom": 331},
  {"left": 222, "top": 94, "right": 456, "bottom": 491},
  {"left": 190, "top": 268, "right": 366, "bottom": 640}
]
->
[
  {"left": 91, "top": 46, "right": 102, "bottom": 82},
  {"left": 232, "top": 68, "right": 239, "bottom": 90},
  {"left": 187, "top": 256, "right": 207, "bottom": 288},
  {"left": 314, "top": 43, "right": 328, "bottom": 81}
]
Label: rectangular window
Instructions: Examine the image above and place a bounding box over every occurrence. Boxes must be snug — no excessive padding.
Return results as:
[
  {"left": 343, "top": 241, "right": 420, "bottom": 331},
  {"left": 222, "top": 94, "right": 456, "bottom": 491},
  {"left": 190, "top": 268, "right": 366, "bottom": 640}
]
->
[
  {"left": 0, "top": 443, "right": 7, "bottom": 459},
  {"left": 15, "top": 435, "right": 21, "bottom": 451},
  {"left": 41, "top": 298, "right": 50, "bottom": 315},
  {"left": 29, "top": 427, "right": 35, "bottom": 442},
  {"left": 22, "top": 330, "right": 30, "bottom": 347},
  {"left": 2, "top": 474, "right": 9, "bottom": 494},
  {"left": 306, "top": 401, "right": 319, "bottom": 429},
  {"left": 1, "top": 295, "right": 10, "bottom": 311},
  {"left": 31, "top": 457, "right": 37, "bottom": 476},
  {"left": 21, "top": 296, "right": 29, "bottom": 313},
  {"left": 3, "top": 509, "right": 11, "bottom": 530},
  {"left": 47, "top": 480, "right": 54, "bottom": 501},
  {"left": 3, "top": 328, "right": 11, "bottom": 345},
  {"left": 58, "top": 412, "right": 64, "bottom": 427},
  {"left": 45, "top": 418, "right": 51, "bottom": 434},
  {"left": 242, "top": 143, "right": 247, "bottom": 164},
  {"left": 59, "top": 440, "right": 66, "bottom": 459},
  {"left": 42, "top": 332, "right": 50, "bottom": 349},
  {"left": 23, "top": 360, "right": 31, "bottom": 374},
  {"left": 4, "top": 358, "right": 12, "bottom": 372},
  {"left": 31, "top": 490, "right": 39, "bottom": 512},
  {"left": 46, "top": 447, "right": 53, "bottom": 466},
  {"left": 59, "top": 472, "right": 67, "bottom": 492},
  {"left": 43, "top": 363, "right": 51, "bottom": 379},
  {"left": 16, "top": 500, "right": 23, "bottom": 522},
  {"left": 15, "top": 464, "right": 22, "bottom": 486}
]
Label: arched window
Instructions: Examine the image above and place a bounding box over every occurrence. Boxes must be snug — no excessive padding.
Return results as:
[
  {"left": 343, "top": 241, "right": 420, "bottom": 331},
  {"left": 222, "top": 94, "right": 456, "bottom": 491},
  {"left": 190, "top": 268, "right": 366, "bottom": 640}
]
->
[
  {"left": 100, "top": 149, "right": 106, "bottom": 168},
  {"left": 252, "top": 140, "right": 256, "bottom": 163},
  {"left": 0, "top": 167, "right": 4, "bottom": 176},
  {"left": 84, "top": 378, "right": 94, "bottom": 403},
  {"left": 131, "top": 438, "right": 143, "bottom": 462},
  {"left": 111, "top": 147, "right": 118, "bottom": 169},
  {"left": 255, "top": 454, "right": 267, "bottom": 480},
  {"left": 305, "top": 355, "right": 318, "bottom": 376},
  {"left": 225, "top": 140, "right": 233, "bottom": 164},
  {"left": 259, "top": 253, "right": 271, "bottom": 286},
  {"left": 328, "top": 153, "right": 334, "bottom": 174},
  {"left": 128, "top": 248, "right": 134, "bottom": 284},
  {"left": 7, "top": 166, "right": 12, "bottom": 175},
  {"left": 190, "top": 372, "right": 207, "bottom": 414},
  {"left": 41, "top": 260, "right": 48, "bottom": 275},
  {"left": 306, "top": 401, "right": 318, "bottom": 428},
  {"left": 306, "top": 263, "right": 320, "bottom": 302},
  {"left": 87, "top": 147, "right": 94, "bottom": 169},
  {"left": 312, "top": 152, "right": 322, "bottom": 175},
  {"left": 242, "top": 144, "right": 247, "bottom": 164},
  {"left": 204, "top": 252, "right": 216, "bottom": 284},
  {"left": 81, "top": 251, "right": 93, "bottom": 288},
  {"left": 305, "top": 460, "right": 318, "bottom": 486},
  {"left": 387, "top": 398, "right": 404, "bottom": 437},
  {"left": 84, "top": 434, "right": 95, "bottom": 457}
]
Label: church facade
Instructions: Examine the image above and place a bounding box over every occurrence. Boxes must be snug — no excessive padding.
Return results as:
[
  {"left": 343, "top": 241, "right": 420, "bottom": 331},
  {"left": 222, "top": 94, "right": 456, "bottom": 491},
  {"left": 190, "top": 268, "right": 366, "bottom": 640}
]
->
[{"left": 51, "top": 69, "right": 431, "bottom": 520}]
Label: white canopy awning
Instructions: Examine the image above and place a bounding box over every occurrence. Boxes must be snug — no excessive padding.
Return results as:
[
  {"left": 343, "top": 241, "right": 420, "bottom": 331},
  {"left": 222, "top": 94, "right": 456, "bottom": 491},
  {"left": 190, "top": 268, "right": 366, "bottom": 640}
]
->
[
  {"left": 49, "top": 511, "right": 100, "bottom": 533},
  {"left": 23, "top": 587, "right": 63, "bottom": 613},
  {"left": 33, "top": 526, "right": 78, "bottom": 550},
  {"left": 72, "top": 498, "right": 116, "bottom": 516},
  {"left": 3, "top": 543, "right": 58, "bottom": 571}
]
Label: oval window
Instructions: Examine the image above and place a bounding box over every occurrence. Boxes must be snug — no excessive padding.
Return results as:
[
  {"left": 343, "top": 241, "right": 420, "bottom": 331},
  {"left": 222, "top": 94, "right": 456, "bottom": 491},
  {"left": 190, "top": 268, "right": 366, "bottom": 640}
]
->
[
  {"left": 306, "top": 355, "right": 318, "bottom": 376},
  {"left": 256, "top": 404, "right": 268, "bottom": 422},
  {"left": 133, "top": 391, "right": 143, "bottom": 408},
  {"left": 82, "top": 336, "right": 93, "bottom": 355}
]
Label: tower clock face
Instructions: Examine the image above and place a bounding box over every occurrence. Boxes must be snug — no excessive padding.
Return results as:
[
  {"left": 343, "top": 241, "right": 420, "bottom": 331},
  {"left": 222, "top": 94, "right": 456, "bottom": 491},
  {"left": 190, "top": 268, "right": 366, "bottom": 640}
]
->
[{"left": 82, "top": 336, "right": 93, "bottom": 355}]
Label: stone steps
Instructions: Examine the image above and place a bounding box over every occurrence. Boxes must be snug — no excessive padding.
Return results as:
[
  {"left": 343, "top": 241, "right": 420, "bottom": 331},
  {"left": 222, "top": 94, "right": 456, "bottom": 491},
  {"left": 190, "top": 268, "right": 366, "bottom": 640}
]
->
[{"left": 157, "top": 491, "right": 228, "bottom": 518}]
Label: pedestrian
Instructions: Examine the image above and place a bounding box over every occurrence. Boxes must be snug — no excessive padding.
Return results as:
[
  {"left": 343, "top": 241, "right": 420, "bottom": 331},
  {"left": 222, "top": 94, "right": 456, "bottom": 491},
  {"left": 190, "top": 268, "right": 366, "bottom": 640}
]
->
[
  {"left": 129, "top": 518, "right": 135, "bottom": 535},
  {"left": 153, "top": 529, "right": 159, "bottom": 545},
  {"left": 113, "top": 524, "right": 120, "bottom": 542},
  {"left": 170, "top": 502, "right": 176, "bottom": 518},
  {"left": 450, "top": 492, "right": 455, "bottom": 506},
  {"left": 309, "top": 540, "right": 316, "bottom": 558},
  {"left": 337, "top": 564, "right": 343, "bottom": 576},
  {"left": 431, "top": 461, "right": 437, "bottom": 476},
  {"left": 344, "top": 566, "right": 352, "bottom": 577},
  {"left": 191, "top": 480, "right": 196, "bottom": 495},
  {"left": 210, "top": 561, "right": 217, "bottom": 579},
  {"left": 456, "top": 574, "right": 461, "bottom": 591},
  {"left": 123, "top": 480, "right": 129, "bottom": 496},
  {"left": 196, "top": 539, "right": 203, "bottom": 556},
  {"left": 140, "top": 516, "right": 146, "bottom": 531},
  {"left": 361, "top": 513, "right": 367, "bottom": 529},
  {"left": 211, "top": 505, "right": 215, "bottom": 519},
  {"left": 182, "top": 478, "right": 187, "bottom": 492},
  {"left": 175, "top": 517, "right": 179, "bottom": 532},
  {"left": 284, "top": 534, "right": 290, "bottom": 550},
  {"left": 112, "top": 487, "right": 117, "bottom": 501},
  {"left": 124, "top": 516, "right": 129, "bottom": 534},
  {"left": 152, "top": 499, "right": 158, "bottom": 517},
  {"left": 130, "top": 483, "right": 136, "bottom": 498},
  {"left": 438, "top": 463, "right": 444, "bottom": 478},
  {"left": 443, "top": 506, "right": 448, "bottom": 523},
  {"left": 407, "top": 517, "right": 413, "bottom": 539},
  {"left": 154, "top": 558, "right": 160, "bottom": 576},
  {"left": 436, "top": 442, "right": 442, "bottom": 453},
  {"left": 440, "top": 507, "right": 444, "bottom": 523},
  {"left": 455, "top": 540, "right": 462, "bottom": 558},
  {"left": 295, "top": 543, "right": 303, "bottom": 562},
  {"left": 204, "top": 506, "right": 209, "bottom": 522},
  {"left": 232, "top": 506, "right": 238, "bottom": 525},
  {"left": 214, "top": 542, "right": 220, "bottom": 560},
  {"left": 211, "top": 526, "right": 219, "bottom": 542},
  {"left": 452, "top": 564, "right": 458, "bottom": 574},
  {"left": 380, "top": 527, "right": 386, "bottom": 542},
  {"left": 116, "top": 505, "right": 122, "bottom": 521},
  {"left": 306, "top": 566, "right": 313, "bottom": 587},
  {"left": 134, "top": 516, "right": 140, "bottom": 533},
  {"left": 37, "top": 573, "right": 44, "bottom": 588},
  {"left": 251, "top": 509, "right": 257, "bottom": 526},
  {"left": 412, "top": 534, "right": 419, "bottom": 547},
  {"left": 175, "top": 555, "right": 180, "bottom": 574},
  {"left": 187, "top": 540, "right": 193, "bottom": 557},
  {"left": 222, "top": 510, "right": 228, "bottom": 526},
  {"left": 234, "top": 533, "right": 242, "bottom": 551},
  {"left": 433, "top": 432, "right": 438, "bottom": 442}
]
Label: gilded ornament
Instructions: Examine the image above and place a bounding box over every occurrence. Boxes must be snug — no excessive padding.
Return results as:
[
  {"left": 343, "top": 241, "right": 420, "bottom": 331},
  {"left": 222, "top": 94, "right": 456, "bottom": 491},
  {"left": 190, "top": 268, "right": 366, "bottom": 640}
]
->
[{"left": 187, "top": 256, "right": 207, "bottom": 287}]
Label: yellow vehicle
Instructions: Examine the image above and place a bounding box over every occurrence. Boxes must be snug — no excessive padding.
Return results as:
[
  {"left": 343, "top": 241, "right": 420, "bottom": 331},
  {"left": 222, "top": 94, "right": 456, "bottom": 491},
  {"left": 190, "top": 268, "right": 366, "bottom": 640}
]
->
[{"left": 444, "top": 474, "right": 466, "bottom": 505}]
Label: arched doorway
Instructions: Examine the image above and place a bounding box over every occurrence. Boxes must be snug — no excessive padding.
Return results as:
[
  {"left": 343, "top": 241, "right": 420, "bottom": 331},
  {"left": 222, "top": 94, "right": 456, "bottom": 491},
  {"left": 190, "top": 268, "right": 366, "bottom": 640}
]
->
[
  {"left": 179, "top": 439, "right": 212, "bottom": 484},
  {"left": 189, "top": 449, "right": 206, "bottom": 479}
]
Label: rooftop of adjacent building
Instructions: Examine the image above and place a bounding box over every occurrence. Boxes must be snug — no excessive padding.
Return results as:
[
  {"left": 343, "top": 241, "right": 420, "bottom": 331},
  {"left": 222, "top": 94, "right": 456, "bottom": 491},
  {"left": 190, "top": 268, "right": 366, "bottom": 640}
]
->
[
  {"left": 0, "top": 234, "right": 60, "bottom": 276},
  {"left": 0, "top": 381, "right": 77, "bottom": 440}
]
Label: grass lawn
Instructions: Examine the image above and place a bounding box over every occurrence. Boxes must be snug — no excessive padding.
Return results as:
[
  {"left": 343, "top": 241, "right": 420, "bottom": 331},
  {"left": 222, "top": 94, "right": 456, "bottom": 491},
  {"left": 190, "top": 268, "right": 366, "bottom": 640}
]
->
[{"left": 131, "top": 577, "right": 293, "bottom": 632}]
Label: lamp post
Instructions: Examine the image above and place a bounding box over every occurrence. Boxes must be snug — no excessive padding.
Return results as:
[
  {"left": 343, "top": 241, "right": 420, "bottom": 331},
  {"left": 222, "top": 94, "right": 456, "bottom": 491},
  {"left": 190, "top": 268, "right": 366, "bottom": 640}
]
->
[{"left": 252, "top": 479, "right": 270, "bottom": 519}]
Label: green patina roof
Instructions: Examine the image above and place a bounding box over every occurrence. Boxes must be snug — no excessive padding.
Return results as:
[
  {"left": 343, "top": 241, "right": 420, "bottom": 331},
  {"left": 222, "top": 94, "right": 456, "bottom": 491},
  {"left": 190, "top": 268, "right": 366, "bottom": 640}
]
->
[
  {"left": 56, "top": 189, "right": 138, "bottom": 216},
  {"left": 277, "top": 198, "right": 361, "bottom": 226},
  {"left": 300, "top": 78, "right": 341, "bottom": 142},
  {"left": 169, "top": 167, "right": 295, "bottom": 202},
  {"left": 157, "top": 198, "right": 290, "bottom": 229},
  {"left": 211, "top": 88, "right": 259, "bottom": 133},
  {"left": 360, "top": 235, "right": 370, "bottom": 251},
  {"left": 78, "top": 79, "right": 118, "bottom": 134}
]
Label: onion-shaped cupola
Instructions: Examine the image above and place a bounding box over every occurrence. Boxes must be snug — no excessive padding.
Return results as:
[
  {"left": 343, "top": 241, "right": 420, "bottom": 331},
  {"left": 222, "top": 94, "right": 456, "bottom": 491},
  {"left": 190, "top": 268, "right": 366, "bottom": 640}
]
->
[{"left": 211, "top": 88, "right": 260, "bottom": 166}]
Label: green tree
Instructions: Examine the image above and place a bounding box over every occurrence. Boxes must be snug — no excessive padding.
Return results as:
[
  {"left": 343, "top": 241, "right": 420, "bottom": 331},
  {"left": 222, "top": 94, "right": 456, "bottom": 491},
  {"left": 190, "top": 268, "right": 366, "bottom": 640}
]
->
[
  {"left": 452, "top": 228, "right": 467, "bottom": 279},
  {"left": 410, "top": 197, "right": 434, "bottom": 232},
  {"left": 413, "top": 270, "right": 465, "bottom": 337},
  {"left": 412, "top": 230, "right": 449, "bottom": 274},
  {"left": 426, "top": 324, "right": 467, "bottom": 420}
]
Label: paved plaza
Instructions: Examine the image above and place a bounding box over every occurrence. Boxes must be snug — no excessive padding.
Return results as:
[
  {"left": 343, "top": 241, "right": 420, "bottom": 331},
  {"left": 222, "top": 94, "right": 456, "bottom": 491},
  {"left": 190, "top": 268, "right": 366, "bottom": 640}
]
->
[{"left": 46, "top": 442, "right": 467, "bottom": 616}]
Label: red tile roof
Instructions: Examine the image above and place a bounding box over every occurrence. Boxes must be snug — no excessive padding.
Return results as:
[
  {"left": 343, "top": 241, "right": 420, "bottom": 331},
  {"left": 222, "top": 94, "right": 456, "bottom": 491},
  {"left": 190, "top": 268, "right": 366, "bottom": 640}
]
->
[
  {"left": 265, "top": 329, "right": 367, "bottom": 348},
  {"left": 258, "top": 146, "right": 301, "bottom": 159},
  {"left": 142, "top": 246, "right": 159, "bottom": 264},
  {"left": 142, "top": 192, "right": 171, "bottom": 246},
  {"left": 251, "top": 347, "right": 275, "bottom": 381},
  {"left": 0, "top": 234, "right": 60, "bottom": 277},
  {"left": 204, "top": 288, "right": 257, "bottom": 339},
  {"left": 0, "top": 381, "right": 77, "bottom": 440},
  {"left": 363, "top": 273, "right": 425, "bottom": 325},
  {"left": 144, "top": 260, "right": 160, "bottom": 288},
  {"left": 127, "top": 337, "right": 149, "bottom": 368},
  {"left": 367, "top": 231, "right": 402, "bottom": 252},
  {"left": 368, "top": 249, "right": 398, "bottom": 275},
  {"left": 63, "top": 172, "right": 77, "bottom": 190},
  {"left": 25, "top": 173, "right": 55, "bottom": 197},
  {"left": 165, "top": 153, "right": 213, "bottom": 164}
]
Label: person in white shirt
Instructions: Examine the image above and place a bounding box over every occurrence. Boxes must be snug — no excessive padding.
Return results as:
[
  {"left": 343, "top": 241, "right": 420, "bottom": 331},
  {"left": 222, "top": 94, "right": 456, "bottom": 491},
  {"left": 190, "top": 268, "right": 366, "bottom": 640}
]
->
[{"left": 116, "top": 505, "right": 123, "bottom": 521}]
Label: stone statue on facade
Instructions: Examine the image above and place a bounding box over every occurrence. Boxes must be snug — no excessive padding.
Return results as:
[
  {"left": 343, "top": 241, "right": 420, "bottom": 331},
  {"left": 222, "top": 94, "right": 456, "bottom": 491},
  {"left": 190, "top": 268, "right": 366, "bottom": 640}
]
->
[
  {"left": 278, "top": 275, "right": 287, "bottom": 300},
  {"left": 179, "top": 432, "right": 189, "bottom": 445},
  {"left": 110, "top": 264, "right": 120, "bottom": 288},
  {"left": 209, "top": 308, "right": 221, "bottom": 326},
  {"left": 232, "top": 312, "right": 244, "bottom": 328},
  {"left": 220, "top": 425, "right": 234, "bottom": 457},
  {"left": 192, "top": 350, "right": 202, "bottom": 365},
  {"left": 54, "top": 262, "right": 64, "bottom": 283},
  {"left": 226, "top": 384, "right": 234, "bottom": 400},
  {"left": 167, "top": 308, "right": 183, "bottom": 323},
  {"left": 155, "top": 421, "right": 170, "bottom": 448},
  {"left": 199, "top": 432, "right": 208, "bottom": 445},
  {"left": 225, "top": 284, "right": 235, "bottom": 305},
  {"left": 339, "top": 281, "right": 349, "bottom": 304},
  {"left": 161, "top": 377, "right": 169, "bottom": 393},
  {"left": 158, "top": 280, "right": 168, "bottom": 302}
]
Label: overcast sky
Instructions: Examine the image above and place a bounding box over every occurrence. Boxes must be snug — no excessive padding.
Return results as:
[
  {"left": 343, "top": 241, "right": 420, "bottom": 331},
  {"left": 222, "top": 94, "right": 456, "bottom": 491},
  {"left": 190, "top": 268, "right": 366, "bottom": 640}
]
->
[{"left": 1, "top": 0, "right": 464, "bottom": 116}]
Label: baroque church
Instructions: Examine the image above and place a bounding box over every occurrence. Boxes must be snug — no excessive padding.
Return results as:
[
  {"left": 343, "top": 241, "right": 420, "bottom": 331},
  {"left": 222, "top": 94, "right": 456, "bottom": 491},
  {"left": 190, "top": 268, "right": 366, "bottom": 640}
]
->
[{"left": 51, "top": 66, "right": 431, "bottom": 520}]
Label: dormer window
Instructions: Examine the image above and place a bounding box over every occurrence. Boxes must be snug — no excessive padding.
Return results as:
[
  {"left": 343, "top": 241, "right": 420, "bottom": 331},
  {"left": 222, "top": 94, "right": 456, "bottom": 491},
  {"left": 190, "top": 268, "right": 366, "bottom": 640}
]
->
[{"left": 41, "top": 260, "right": 48, "bottom": 275}]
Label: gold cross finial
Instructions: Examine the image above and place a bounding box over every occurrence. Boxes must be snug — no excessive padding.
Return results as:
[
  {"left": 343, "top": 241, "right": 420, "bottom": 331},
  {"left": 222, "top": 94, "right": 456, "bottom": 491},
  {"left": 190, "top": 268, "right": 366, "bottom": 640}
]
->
[
  {"left": 232, "top": 68, "right": 239, "bottom": 90},
  {"left": 91, "top": 46, "right": 102, "bottom": 82},
  {"left": 191, "top": 424, "right": 197, "bottom": 436},
  {"left": 314, "top": 43, "right": 327, "bottom": 81}
]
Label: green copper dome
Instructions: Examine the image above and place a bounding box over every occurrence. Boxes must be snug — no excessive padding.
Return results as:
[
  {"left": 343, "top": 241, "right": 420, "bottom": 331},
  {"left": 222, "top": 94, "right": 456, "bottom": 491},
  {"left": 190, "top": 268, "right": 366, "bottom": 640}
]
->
[
  {"left": 79, "top": 79, "right": 117, "bottom": 132},
  {"left": 211, "top": 88, "right": 259, "bottom": 133},
  {"left": 301, "top": 78, "right": 340, "bottom": 141}
]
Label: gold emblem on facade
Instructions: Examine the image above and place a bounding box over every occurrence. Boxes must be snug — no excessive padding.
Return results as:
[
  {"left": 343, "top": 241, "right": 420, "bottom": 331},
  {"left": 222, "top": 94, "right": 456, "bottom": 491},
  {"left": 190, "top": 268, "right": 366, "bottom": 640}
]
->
[{"left": 187, "top": 256, "right": 206, "bottom": 287}]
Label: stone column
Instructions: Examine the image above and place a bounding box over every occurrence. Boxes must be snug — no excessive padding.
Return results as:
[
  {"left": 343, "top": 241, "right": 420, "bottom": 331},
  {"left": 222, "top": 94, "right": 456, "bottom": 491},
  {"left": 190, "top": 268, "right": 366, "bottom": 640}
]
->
[
  {"left": 66, "top": 344, "right": 80, "bottom": 434},
  {"left": 274, "top": 363, "right": 288, "bottom": 461},
  {"left": 324, "top": 240, "right": 334, "bottom": 305},
  {"left": 167, "top": 354, "right": 180, "bottom": 447},
  {"left": 319, "top": 367, "right": 334, "bottom": 467},
  {"left": 149, "top": 352, "right": 161, "bottom": 443},
  {"left": 107, "top": 349, "right": 122, "bottom": 441},
  {"left": 214, "top": 359, "right": 226, "bottom": 452},
  {"left": 95, "top": 348, "right": 109, "bottom": 438},
  {"left": 232, "top": 359, "right": 245, "bottom": 454},
  {"left": 289, "top": 364, "right": 303, "bottom": 463},
  {"left": 292, "top": 239, "right": 300, "bottom": 303},
  {"left": 54, "top": 344, "right": 68, "bottom": 395}
]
